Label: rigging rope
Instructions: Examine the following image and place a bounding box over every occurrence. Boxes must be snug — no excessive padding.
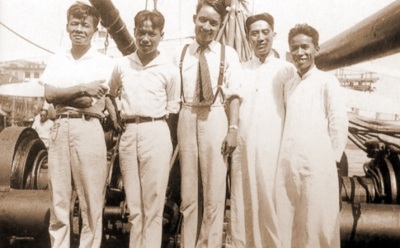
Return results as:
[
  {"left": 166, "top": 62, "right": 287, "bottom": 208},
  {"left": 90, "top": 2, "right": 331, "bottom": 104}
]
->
[{"left": 0, "top": 21, "right": 54, "bottom": 54}]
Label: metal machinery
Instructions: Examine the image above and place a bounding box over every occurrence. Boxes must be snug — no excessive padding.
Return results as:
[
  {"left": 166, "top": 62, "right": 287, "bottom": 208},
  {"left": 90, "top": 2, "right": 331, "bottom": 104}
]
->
[
  {"left": 1, "top": 0, "right": 400, "bottom": 247},
  {"left": 339, "top": 113, "right": 400, "bottom": 247},
  {"left": 315, "top": 1, "right": 400, "bottom": 246},
  {"left": 0, "top": 127, "right": 50, "bottom": 247}
]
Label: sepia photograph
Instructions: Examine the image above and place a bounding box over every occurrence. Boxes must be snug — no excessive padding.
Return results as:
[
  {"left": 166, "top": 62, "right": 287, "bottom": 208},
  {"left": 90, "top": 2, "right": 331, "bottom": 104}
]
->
[{"left": 1, "top": 0, "right": 400, "bottom": 247}]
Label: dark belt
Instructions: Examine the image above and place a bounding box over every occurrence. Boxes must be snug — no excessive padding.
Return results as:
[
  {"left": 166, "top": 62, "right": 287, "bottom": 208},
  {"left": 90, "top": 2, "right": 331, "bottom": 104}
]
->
[
  {"left": 124, "top": 116, "right": 165, "bottom": 124},
  {"left": 56, "top": 113, "right": 101, "bottom": 120}
]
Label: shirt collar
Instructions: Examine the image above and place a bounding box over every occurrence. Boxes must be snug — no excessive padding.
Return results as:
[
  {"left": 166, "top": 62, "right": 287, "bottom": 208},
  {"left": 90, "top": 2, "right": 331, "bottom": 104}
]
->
[
  {"left": 65, "top": 46, "right": 97, "bottom": 61},
  {"left": 252, "top": 52, "right": 276, "bottom": 64},
  {"left": 298, "top": 65, "right": 318, "bottom": 79},
  {"left": 194, "top": 40, "right": 218, "bottom": 54},
  {"left": 129, "top": 50, "right": 168, "bottom": 67}
]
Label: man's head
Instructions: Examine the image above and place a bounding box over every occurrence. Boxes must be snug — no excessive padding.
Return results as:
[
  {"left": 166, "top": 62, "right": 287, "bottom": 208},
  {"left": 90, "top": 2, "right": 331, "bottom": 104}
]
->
[
  {"left": 66, "top": 2, "right": 100, "bottom": 48},
  {"left": 246, "top": 13, "right": 275, "bottom": 62},
  {"left": 193, "top": 0, "right": 226, "bottom": 46},
  {"left": 39, "top": 109, "right": 48, "bottom": 123},
  {"left": 288, "top": 24, "right": 319, "bottom": 76},
  {"left": 134, "top": 10, "right": 165, "bottom": 58}
]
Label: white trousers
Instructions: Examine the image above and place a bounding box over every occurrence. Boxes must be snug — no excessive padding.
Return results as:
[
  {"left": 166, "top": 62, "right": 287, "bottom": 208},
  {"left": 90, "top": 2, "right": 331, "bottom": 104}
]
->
[
  {"left": 178, "top": 105, "right": 228, "bottom": 248},
  {"left": 230, "top": 142, "right": 281, "bottom": 248},
  {"left": 119, "top": 120, "right": 172, "bottom": 248},
  {"left": 48, "top": 118, "right": 107, "bottom": 248},
  {"left": 276, "top": 151, "right": 340, "bottom": 248}
]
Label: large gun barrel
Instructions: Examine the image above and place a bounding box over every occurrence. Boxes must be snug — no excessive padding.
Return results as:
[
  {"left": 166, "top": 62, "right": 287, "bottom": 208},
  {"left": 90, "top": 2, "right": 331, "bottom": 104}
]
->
[
  {"left": 316, "top": 0, "right": 400, "bottom": 71},
  {"left": 89, "top": 0, "right": 136, "bottom": 56}
]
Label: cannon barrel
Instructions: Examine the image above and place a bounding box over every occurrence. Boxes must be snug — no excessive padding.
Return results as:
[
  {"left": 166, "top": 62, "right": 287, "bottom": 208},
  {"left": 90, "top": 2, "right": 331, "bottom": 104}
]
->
[
  {"left": 316, "top": 0, "right": 400, "bottom": 71},
  {"left": 340, "top": 202, "right": 400, "bottom": 245},
  {"left": 89, "top": 0, "right": 136, "bottom": 56}
]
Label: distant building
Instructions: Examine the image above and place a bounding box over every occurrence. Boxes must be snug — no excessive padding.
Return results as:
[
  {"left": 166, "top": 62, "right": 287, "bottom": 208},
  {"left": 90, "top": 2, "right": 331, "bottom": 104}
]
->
[
  {"left": 0, "top": 73, "right": 18, "bottom": 85},
  {"left": 0, "top": 60, "right": 46, "bottom": 126},
  {"left": 0, "top": 60, "right": 46, "bottom": 84}
]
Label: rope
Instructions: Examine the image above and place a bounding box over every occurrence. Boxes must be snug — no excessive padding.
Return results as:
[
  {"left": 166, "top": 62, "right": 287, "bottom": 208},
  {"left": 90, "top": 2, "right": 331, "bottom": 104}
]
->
[
  {"left": 0, "top": 21, "right": 54, "bottom": 54},
  {"left": 154, "top": 0, "right": 158, "bottom": 10}
]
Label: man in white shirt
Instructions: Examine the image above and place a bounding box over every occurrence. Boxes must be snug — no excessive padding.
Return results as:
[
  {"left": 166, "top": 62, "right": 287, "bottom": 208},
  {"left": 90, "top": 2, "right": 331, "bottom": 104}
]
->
[
  {"left": 42, "top": 2, "right": 114, "bottom": 247},
  {"left": 230, "top": 13, "right": 296, "bottom": 248},
  {"left": 31, "top": 109, "right": 54, "bottom": 148},
  {"left": 109, "top": 9, "right": 180, "bottom": 248},
  {"left": 175, "top": 1, "right": 241, "bottom": 247},
  {"left": 275, "top": 23, "right": 348, "bottom": 248}
]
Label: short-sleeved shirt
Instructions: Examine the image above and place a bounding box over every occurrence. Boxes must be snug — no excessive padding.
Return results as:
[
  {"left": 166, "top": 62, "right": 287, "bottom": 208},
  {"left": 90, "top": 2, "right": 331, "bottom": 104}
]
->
[
  {"left": 174, "top": 40, "right": 242, "bottom": 105},
  {"left": 41, "top": 47, "right": 114, "bottom": 116},
  {"left": 109, "top": 52, "right": 180, "bottom": 118}
]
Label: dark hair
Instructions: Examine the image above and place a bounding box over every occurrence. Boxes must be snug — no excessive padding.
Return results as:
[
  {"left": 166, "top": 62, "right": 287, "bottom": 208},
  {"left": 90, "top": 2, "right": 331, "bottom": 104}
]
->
[
  {"left": 134, "top": 10, "right": 165, "bottom": 32},
  {"left": 288, "top": 23, "right": 319, "bottom": 47},
  {"left": 67, "top": 1, "right": 100, "bottom": 28},
  {"left": 245, "top": 13, "right": 274, "bottom": 35},
  {"left": 196, "top": 0, "right": 226, "bottom": 21}
]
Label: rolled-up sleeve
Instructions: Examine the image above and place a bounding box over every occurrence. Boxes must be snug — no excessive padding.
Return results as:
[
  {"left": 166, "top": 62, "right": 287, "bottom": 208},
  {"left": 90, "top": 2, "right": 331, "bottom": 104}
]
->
[
  {"left": 166, "top": 65, "right": 181, "bottom": 114},
  {"left": 223, "top": 46, "right": 242, "bottom": 100},
  {"left": 109, "top": 63, "right": 121, "bottom": 98},
  {"left": 40, "top": 56, "right": 59, "bottom": 87}
]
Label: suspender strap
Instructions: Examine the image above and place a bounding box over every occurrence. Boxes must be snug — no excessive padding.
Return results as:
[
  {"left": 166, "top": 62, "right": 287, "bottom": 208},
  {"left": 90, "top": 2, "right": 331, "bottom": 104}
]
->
[
  {"left": 179, "top": 44, "right": 190, "bottom": 104},
  {"left": 179, "top": 44, "right": 225, "bottom": 105},
  {"left": 213, "top": 44, "right": 225, "bottom": 104}
]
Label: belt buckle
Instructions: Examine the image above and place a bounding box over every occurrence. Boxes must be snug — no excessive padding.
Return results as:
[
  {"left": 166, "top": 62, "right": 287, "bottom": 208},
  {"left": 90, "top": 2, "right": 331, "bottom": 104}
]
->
[
  {"left": 83, "top": 114, "right": 91, "bottom": 121},
  {"left": 135, "top": 116, "right": 140, "bottom": 124}
]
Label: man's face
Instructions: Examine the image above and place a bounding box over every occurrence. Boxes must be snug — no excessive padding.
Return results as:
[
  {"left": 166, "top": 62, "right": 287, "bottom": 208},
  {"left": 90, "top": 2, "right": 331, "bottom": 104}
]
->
[
  {"left": 248, "top": 20, "right": 275, "bottom": 61},
  {"left": 39, "top": 111, "right": 48, "bottom": 123},
  {"left": 66, "top": 15, "right": 97, "bottom": 47},
  {"left": 289, "top": 33, "right": 319, "bottom": 76},
  {"left": 134, "top": 20, "right": 163, "bottom": 57},
  {"left": 193, "top": 5, "right": 221, "bottom": 46}
]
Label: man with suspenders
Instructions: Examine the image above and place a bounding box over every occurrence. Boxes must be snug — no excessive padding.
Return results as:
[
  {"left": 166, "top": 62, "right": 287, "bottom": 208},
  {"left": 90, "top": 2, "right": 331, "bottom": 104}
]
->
[{"left": 174, "top": 1, "right": 242, "bottom": 247}]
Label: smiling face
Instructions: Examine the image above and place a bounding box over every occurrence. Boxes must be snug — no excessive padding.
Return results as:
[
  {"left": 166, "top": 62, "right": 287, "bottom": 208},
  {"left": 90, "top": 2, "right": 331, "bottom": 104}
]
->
[
  {"left": 66, "top": 15, "right": 97, "bottom": 49},
  {"left": 134, "top": 20, "right": 163, "bottom": 58},
  {"left": 248, "top": 20, "right": 275, "bottom": 62},
  {"left": 193, "top": 5, "right": 222, "bottom": 46},
  {"left": 289, "top": 33, "right": 319, "bottom": 76}
]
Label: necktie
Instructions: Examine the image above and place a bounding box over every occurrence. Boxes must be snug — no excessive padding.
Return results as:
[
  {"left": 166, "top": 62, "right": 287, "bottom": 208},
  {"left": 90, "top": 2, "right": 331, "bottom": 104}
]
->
[{"left": 196, "top": 45, "right": 214, "bottom": 105}]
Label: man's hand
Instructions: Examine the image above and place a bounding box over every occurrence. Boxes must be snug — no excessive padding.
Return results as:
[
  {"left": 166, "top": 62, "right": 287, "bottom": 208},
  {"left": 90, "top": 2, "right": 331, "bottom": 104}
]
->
[
  {"left": 112, "top": 119, "right": 124, "bottom": 133},
  {"left": 81, "top": 80, "right": 108, "bottom": 99},
  {"left": 221, "top": 129, "right": 238, "bottom": 156}
]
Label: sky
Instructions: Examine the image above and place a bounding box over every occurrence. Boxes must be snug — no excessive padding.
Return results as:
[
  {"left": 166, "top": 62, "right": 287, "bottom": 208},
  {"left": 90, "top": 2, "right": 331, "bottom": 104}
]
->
[
  {"left": 1, "top": 0, "right": 399, "bottom": 113},
  {"left": 0, "top": 0, "right": 398, "bottom": 63}
]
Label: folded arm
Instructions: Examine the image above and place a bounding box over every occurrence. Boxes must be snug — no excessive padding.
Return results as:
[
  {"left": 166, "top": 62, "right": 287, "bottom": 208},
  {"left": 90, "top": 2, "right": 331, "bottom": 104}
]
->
[{"left": 44, "top": 80, "right": 108, "bottom": 108}]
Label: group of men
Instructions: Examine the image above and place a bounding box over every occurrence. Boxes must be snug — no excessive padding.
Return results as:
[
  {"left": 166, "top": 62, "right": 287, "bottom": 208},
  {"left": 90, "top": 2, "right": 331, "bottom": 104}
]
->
[{"left": 41, "top": 1, "right": 348, "bottom": 248}]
